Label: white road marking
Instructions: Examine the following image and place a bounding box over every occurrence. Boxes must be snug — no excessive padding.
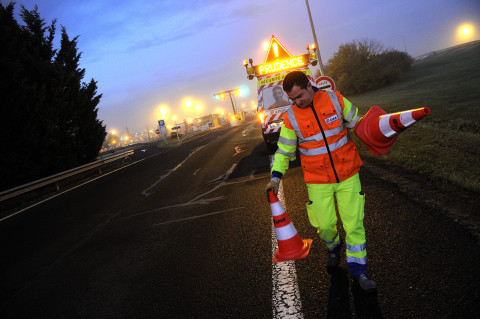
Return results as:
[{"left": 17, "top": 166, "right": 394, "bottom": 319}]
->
[
  {"left": 142, "top": 145, "right": 206, "bottom": 196},
  {"left": 193, "top": 168, "right": 202, "bottom": 176},
  {"left": 0, "top": 159, "right": 145, "bottom": 223},
  {"left": 208, "top": 164, "right": 237, "bottom": 184},
  {"left": 121, "top": 175, "right": 269, "bottom": 222},
  {"left": 232, "top": 146, "right": 243, "bottom": 157},
  {"left": 120, "top": 195, "right": 225, "bottom": 220},
  {"left": 153, "top": 207, "right": 243, "bottom": 226},
  {"left": 269, "top": 155, "right": 304, "bottom": 318}
]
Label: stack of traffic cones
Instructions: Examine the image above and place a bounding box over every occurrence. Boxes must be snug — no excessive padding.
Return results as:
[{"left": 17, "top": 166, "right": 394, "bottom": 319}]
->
[
  {"left": 268, "top": 190, "right": 312, "bottom": 263},
  {"left": 354, "top": 106, "right": 430, "bottom": 155}
]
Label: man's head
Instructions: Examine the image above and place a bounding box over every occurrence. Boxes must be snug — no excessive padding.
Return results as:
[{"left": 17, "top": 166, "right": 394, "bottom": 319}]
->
[
  {"left": 282, "top": 70, "right": 314, "bottom": 108},
  {"left": 272, "top": 86, "right": 284, "bottom": 102}
]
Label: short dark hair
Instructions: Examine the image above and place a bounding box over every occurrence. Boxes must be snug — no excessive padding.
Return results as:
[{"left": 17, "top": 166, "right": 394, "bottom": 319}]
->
[{"left": 283, "top": 71, "right": 309, "bottom": 92}]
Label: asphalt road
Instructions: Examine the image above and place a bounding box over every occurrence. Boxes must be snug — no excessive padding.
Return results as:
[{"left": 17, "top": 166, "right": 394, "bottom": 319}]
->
[{"left": 1, "top": 119, "right": 479, "bottom": 318}]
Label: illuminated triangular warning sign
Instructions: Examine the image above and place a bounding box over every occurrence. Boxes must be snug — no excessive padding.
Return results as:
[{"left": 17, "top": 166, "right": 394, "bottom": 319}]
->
[{"left": 264, "top": 35, "right": 292, "bottom": 63}]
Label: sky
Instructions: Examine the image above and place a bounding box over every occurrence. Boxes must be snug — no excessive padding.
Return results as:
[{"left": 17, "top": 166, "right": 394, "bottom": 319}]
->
[{"left": 4, "top": 0, "right": 480, "bottom": 134}]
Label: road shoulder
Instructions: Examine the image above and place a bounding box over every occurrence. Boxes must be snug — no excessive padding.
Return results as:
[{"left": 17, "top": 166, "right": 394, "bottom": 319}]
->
[{"left": 361, "top": 157, "right": 480, "bottom": 243}]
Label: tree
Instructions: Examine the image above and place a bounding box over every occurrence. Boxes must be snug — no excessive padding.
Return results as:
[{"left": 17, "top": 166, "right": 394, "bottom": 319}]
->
[
  {"left": 0, "top": 3, "right": 106, "bottom": 191},
  {"left": 321, "top": 39, "right": 413, "bottom": 95}
]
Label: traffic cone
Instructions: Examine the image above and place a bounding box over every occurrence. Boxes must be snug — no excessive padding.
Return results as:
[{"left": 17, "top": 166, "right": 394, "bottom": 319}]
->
[
  {"left": 354, "top": 105, "right": 430, "bottom": 155},
  {"left": 268, "top": 190, "right": 312, "bottom": 263}
]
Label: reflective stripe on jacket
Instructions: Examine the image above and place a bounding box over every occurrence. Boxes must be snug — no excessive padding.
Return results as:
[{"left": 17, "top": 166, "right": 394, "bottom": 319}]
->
[{"left": 273, "top": 90, "right": 362, "bottom": 184}]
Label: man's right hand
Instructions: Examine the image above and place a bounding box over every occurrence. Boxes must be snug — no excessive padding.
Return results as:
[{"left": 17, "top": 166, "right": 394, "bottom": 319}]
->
[{"left": 265, "top": 178, "right": 280, "bottom": 201}]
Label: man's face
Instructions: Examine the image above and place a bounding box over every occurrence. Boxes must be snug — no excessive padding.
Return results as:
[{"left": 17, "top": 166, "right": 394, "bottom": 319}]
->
[
  {"left": 286, "top": 82, "right": 314, "bottom": 108},
  {"left": 273, "top": 88, "right": 283, "bottom": 101}
]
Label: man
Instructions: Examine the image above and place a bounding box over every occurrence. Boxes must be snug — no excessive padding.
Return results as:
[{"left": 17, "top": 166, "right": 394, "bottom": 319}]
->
[
  {"left": 269, "top": 85, "right": 291, "bottom": 109},
  {"left": 265, "top": 71, "right": 376, "bottom": 292}
]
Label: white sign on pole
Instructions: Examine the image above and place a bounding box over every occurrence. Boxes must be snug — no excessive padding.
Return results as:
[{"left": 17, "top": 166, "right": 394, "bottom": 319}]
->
[
  {"left": 315, "top": 76, "right": 335, "bottom": 91},
  {"left": 158, "top": 120, "right": 167, "bottom": 135}
]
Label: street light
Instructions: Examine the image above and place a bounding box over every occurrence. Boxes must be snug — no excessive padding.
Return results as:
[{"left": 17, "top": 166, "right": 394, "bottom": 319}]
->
[
  {"left": 457, "top": 23, "right": 475, "bottom": 42},
  {"left": 305, "top": 0, "right": 325, "bottom": 76},
  {"left": 213, "top": 87, "right": 245, "bottom": 115}
]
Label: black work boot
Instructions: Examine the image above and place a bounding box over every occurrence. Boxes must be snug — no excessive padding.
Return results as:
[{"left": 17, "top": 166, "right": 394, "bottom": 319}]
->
[
  {"left": 353, "top": 274, "right": 377, "bottom": 293},
  {"left": 327, "top": 237, "right": 342, "bottom": 269}
]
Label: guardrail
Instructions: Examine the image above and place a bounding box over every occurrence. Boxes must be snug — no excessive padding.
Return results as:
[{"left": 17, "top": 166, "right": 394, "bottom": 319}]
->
[{"left": 0, "top": 150, "right": 134, "bottom": 202}]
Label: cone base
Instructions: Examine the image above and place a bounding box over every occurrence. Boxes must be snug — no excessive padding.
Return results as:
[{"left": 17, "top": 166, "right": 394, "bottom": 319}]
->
[
  {"left": 273, "top": 238, "right": 313, "bottom": 263},
  {"left": 354, "top": 105, "right": 396, "bottom": 155}
]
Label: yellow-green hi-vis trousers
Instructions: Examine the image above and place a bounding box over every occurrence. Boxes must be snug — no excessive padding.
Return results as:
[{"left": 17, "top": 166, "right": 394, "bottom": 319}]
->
[{"left": 306, "top": 173, "right": 367, "bottom": 276}]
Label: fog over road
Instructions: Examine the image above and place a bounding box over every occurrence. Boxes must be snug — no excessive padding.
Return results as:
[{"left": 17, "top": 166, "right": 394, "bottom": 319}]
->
[{"left": 1, "top": 120, "right": 479, "bottom": 318}]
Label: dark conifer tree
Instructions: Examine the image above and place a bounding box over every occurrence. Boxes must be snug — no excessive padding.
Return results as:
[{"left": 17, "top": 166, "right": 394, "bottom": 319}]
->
[{"left": 0, "top": 3, "right": 106, "bottom": 190}]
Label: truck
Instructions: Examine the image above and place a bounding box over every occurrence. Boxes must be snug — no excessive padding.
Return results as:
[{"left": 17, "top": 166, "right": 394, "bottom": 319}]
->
[{"left": 243, "top": 35, "right": 321, "bottom": 151}]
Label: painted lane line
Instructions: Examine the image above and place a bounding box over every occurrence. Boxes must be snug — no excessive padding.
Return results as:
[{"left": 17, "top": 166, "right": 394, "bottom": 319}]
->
[
  {"left": 119, "top": 195, "right": 225, "bottom": 221},
  {"left": 0, "top": 159, "right": 145, "bottom": 223},
  {"left": 232, "top": 146, "right": 244, "bottom": 157},
  {"left": 193, "top": 168, "right": 202, "bottom": 176},
  {"left": 142, "top": 145, "right": 206, "bottom": 196},
  {"left": 153, "top": 207, "right": 243, "bottom": 226},
  {"left": 208, "top": 164, "right": 237, "bottom": 184},
  {"left": 8, "top": 210, "right": 124, "bottom": 299},
  {"left": 269, "top": 155, "right": 304, "bottom": 318},
  {"left": 120, "top": 175, "right": 269, "bottom": 222}
]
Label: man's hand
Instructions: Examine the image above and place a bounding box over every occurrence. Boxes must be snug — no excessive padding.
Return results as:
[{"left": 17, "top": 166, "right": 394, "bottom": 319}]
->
[{"left": 265, "top": 178, "right": 280, "bottom": 202}]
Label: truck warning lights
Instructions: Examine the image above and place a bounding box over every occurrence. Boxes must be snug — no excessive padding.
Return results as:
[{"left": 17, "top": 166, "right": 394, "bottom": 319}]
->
[{"left": 255, "top": 54, "right": 309, "bottom": 76}]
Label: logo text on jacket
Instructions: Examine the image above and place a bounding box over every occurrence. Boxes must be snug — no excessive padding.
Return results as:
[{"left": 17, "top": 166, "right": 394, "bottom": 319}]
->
[{"left": 325, "top": 114, "right": 339, "bottom": 124}]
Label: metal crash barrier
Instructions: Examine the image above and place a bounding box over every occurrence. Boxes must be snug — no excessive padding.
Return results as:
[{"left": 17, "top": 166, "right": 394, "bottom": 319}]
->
[{"left": 0, "top": 150, "right": 134, "bottom": 202}]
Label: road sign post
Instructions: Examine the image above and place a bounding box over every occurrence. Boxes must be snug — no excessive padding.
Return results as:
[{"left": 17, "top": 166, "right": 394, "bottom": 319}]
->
[
  {"left": 158, "top": 120, "right": 168, "bottom": 143},
  {"left": 315, "top": 76, "right": 335, "bottom": 91},
  {"left": 172, "top": 125, "right": 181, "bottom": 142}
]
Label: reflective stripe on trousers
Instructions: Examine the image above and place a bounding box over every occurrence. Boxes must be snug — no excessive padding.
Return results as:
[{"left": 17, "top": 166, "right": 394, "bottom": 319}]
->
[{"left": 305, "top": 173, "right": 367, "bottom": 276}]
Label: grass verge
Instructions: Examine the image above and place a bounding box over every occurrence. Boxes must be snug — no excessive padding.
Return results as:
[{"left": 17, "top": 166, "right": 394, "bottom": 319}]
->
[{"left": 348, "top": 41, "right": 480, "bottom": 193}]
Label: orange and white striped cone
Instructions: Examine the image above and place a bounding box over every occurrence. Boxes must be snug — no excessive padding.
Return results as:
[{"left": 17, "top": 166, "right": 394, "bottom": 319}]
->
[
  {"left": 268, "top": 190, "right": 312, "bottom": 263},
  {"left": 354, "top": 105, "right": 430, "bottom": 155}
]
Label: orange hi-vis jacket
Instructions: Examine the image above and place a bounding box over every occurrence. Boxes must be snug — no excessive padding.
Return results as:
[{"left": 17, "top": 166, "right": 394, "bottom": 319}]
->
[{"left": 280, "top": 90, "right": 362, "bottom": 184}]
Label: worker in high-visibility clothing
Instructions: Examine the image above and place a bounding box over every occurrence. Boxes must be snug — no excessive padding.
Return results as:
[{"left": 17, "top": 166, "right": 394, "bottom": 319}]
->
[{"left": 265, "top": 71, "right": 376, "bottom": 292}]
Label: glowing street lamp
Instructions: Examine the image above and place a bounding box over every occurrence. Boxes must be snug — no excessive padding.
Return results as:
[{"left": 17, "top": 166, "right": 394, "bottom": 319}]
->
[{"left": 457, "top": 23, "right": 474, "bottom": 42}]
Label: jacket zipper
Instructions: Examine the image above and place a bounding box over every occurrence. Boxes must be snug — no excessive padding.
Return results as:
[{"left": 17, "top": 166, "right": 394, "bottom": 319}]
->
[{"left": 309, "top": 104, "right": 340, "bottom": 183}]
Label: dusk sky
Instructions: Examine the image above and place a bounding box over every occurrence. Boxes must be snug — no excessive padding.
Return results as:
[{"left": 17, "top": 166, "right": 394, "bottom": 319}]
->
[{"left": 5, "top": 0, "right": 480, "bottom": 134}]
